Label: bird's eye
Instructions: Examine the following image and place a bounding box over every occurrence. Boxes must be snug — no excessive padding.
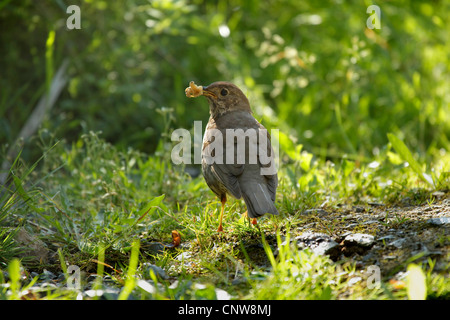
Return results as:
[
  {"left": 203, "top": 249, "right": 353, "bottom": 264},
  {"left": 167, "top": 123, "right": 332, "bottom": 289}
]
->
[{"left": 220, "top": 88, "right": 228, "bottom": 96}]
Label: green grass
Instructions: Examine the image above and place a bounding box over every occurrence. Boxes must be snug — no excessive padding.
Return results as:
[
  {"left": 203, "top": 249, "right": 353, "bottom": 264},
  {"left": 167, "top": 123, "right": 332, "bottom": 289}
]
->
[
  {"left": 0, "top": 130, "right": 449, "bottom": 300},
  {"left": 1, "top": 0, "right": 449, "bottom": 301}
]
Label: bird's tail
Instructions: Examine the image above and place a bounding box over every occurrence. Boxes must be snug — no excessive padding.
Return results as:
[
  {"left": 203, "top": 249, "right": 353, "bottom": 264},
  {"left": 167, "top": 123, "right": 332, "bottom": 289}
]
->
[{"left": 241, "top": 182, "right": 279, "bottom": 218}]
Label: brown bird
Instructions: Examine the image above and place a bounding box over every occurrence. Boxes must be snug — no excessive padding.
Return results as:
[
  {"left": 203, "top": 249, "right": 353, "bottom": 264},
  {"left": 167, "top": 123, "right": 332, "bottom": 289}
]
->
[{"left": 186, "top": 81, "right": 278, "bottom": 232}]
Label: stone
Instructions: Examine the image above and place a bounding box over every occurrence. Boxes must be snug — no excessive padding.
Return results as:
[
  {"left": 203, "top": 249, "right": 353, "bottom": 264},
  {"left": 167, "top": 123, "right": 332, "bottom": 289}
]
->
[
  {"left": 84, "top": 287, "right": 121, "bottom": 300},
  {"left": 378, "top": 235, "right": 395, "bottom": 242},
  {"left": 427, "top": 217, "right": 450, "bottom": 226},
  {"left": 341, "top": 233, "right": 375, "bottom": 256},
  {"left": 343, "top": 233, "right": 375, "bottom": 247},
  {"left": 40, "top": 269, "right": 57, "bottom": 281},
  {"left": 176, "top": 251, "right": 192, "bottom": 261},
  {"left": 348, "top": 276, "right": 362, "bottom": 286},
  {"left": 145, "top": 242, "right": 166, "bottom": 255},
  {"left": 294, "top": 232, "right": 341, "bottom": 260},
  {"left": 431, "top": 191, "right": 445, "bottom": 199},
  {"left": 301, "top": 209, "right": 328, "bottom": 216},
  {"left": 215, "top": 288, "right": 231, "bottom": 300},
  {"left": 143, "top": 263, "right": 169, "bottom": 280},
  {"left": 388, "top": 238, "right": 407, "bottom": 249}
]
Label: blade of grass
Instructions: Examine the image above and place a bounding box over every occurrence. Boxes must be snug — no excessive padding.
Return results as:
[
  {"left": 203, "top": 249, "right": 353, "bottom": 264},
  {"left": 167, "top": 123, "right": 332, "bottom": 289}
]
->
[
  {"left": 8, "top": 258, "right": 21, "bottom": 300},
  {"left": 387, "top": 133, "right": 434, "bottom": 187},
  {"left": 118, "top": 239, "right": 140, "bottom": 300},
  {"left": 57, "top": 248, "right": 68, "bottom": 275},
  {"left": 260, "top": 231, "right": 276, "bottom": 269},
  {"left": 407, "top": 264, "right": 427, "bottom": 300},
  {"left": 94, "top": 243, "right": 106, "bottom": 290}
]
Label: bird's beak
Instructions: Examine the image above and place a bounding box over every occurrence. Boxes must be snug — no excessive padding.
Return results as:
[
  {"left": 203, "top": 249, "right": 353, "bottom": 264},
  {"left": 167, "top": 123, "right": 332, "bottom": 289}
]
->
[{"left": 202, "top": 86, "right": 217, "bottom": 99}]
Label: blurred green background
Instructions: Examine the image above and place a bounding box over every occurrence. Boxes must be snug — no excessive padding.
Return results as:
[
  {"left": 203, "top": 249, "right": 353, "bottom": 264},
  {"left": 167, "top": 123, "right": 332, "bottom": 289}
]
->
[{"left": 1, "top": 0, "right": 449, "bottom": 163}]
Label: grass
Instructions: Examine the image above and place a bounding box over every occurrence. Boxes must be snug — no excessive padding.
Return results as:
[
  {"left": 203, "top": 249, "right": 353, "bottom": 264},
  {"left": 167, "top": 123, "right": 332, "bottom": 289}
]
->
[
  {"left": 0, "top": 129, "right": 449, "bottom": 300},
  {"left": 2, "top": 0, "right": 449, "bottom": 302}
]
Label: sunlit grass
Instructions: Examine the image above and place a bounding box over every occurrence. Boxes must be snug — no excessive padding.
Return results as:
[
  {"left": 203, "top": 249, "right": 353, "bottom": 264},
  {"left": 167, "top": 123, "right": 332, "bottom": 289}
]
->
[{"left": 0, "top": 131, "right": 449, "bottom": 300}]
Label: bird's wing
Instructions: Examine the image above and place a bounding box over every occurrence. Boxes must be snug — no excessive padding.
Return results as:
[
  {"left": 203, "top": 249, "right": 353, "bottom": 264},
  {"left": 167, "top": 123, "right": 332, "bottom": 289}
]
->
[
  {"left": 210, "top": 162, "right": 243, "bottom": 199},
  {"left": 259, "top": 128, "right": 278, "bottom": 201},
  {"left": 202, "top": 124, "right": 243, "bottom": 199}
]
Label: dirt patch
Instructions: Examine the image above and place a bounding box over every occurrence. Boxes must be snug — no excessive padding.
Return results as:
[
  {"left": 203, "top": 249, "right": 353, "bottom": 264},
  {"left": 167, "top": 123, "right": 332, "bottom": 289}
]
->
[{"left": 289, "top": 193, "right": 450, "bottom": 278}]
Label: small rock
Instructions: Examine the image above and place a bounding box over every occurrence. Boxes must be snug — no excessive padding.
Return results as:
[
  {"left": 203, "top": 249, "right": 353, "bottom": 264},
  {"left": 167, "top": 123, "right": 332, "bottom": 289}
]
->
[
  {"left": 301, "top": 208, "right": 328, "bottom": 216},
  {"left": 431, "top": 191, "right": 445, "bottom": 199},
  {"left": 343, "top": 233, "right": 375, "bottom": 247},
  {"left": 215, "top": 288, "right": 231, "bottom": 300},
  {"left": 40, "top": 269, "right": 56, "bottom": 281},
  {"left": 231, "top": 277, "right": 248, "bottom": 286},
  {"left": 103, "top": 275, "right": 115, "bottom": 286},
  {"left": 84, "top": 287, "right": 121, "bottom": 300},
  {"left": 145, "top": 242, "right": 166, "bottom": 255},
  {"left": 388, "top": 238, "right": 407, "bottom": 249},
  {"left": 341, "top": 233, "right": 375, "bottom": 256},
  {"left": 427, "top": 217, "right": 450, "bottom": 226},
  {"left": 353, "top": 206, "right": 365, "bottom": 213},
  {"left": 176, "top": 252, "right": 192, "bottom": 261},
  {"left": 87, "top": 274, "right": 101, "bottom": 283},
  {"left": 294, "top": 232, "right": 341, "bottom": 260},
  {"left": 362, "top": 220, "right": 381, "bottom": 225},
  {"left": 143, "top": 263, "right": 169, "bottom": 280},
  {"left": 348, "top": 276, "right": 362, "bottom": 286},
  {"left": 175, "top": 251, "right": 197, "bottom": 269},
  {"left": 378, "top": 235, "right": 395, "bottom": 242},
  {"left": 136, "top": 279, "right": 157, "bottom": 294},
  {"left": 368, "top": 202, "right": 384, "bottom": 207},
  {"left": 56, "top": 273, "right": 66, "bottom": 282}
]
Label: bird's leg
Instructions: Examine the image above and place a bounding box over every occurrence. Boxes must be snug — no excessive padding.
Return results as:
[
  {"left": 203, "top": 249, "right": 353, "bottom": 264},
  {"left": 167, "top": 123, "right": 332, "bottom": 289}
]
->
[
  {"left": 242, "top": 211, "right": 257, "bottom": 227},
  {"left": 217, "top": 195, "right": 227, "bottom": 232},
  {"left": 242, "top": 211, "right": 250, "bottom": 227}
]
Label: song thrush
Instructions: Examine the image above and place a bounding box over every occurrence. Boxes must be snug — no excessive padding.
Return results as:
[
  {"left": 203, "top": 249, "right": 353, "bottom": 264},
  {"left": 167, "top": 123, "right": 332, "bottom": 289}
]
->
[{"left": 186, "top": 81, "right": 278, "bottom": 232}]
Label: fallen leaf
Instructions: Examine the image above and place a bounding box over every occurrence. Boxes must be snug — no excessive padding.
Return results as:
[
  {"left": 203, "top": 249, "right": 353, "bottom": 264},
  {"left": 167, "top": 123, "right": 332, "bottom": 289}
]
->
[
  {"left": 389, "top": 279, "right": 406, "bottom": 290},
  {"left": 171, "top": 230, "right": 181, "bottom": 247}
]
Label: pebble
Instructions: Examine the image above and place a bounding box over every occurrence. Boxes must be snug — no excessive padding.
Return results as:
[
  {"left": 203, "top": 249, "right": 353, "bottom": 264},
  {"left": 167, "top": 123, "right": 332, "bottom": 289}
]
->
[
  {"left": 175, "top": 251, "right": 197, "bottom": 269},
  {"left": 341, "top": 233, "right": 375, "bottom": 256},
  {"left": 301, "top": 208, "right": 328, "bottom": 216},
  {"left": 348, "top": 276, "right": 362, "bottom": 286},
  {"left": 84, "top": 287, "right": 121, "bottom": 300},
  {"left": 146, "top": 242, "right": 166, "bottom": 255},
  {"left": 343, "top": 233, "right": 375, "bottom": 247},
  {"left": 293, "top": 232, "right": 341, "bottom": 260},
  {"left": 362, "top": 220, "right": 381, "bottom": 225},
  {"left": 378, "top": 235, "right": 395, "bottom": 242},
  {"left": 427, "top": 217, "right": 450, "bottom": 226},
  {"left": 215, "top": 288, "right": 231, "bottom": 300},
  {"left": 431, "top": 191, "right": 445, "bottom": 199},
  {"left": 388, "top": 238, "right": 407, "bottom": 249},
  {"left": 39, "top": 269, "right": 57, "bottom": 281},
  {"left": 136, "top": 279, "right": 157, "bottom": 294},
  {"left": 143, "top": 263, "right": 169, "bottom": 280},
  {"left": 176, "top": 252, "right": 192, "bottom": 261}
]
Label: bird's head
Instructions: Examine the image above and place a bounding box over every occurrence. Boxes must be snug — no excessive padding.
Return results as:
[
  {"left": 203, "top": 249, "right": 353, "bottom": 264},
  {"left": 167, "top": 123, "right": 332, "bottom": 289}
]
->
[{"left": 186, "top": 81, "right": 251, "bottom": 118}]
